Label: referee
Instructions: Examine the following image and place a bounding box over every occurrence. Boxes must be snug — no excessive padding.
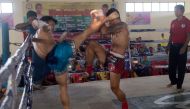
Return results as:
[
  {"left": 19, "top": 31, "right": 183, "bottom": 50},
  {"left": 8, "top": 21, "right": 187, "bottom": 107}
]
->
[{"left": 167, "top": 5, "right": 190, "bottom": 92}]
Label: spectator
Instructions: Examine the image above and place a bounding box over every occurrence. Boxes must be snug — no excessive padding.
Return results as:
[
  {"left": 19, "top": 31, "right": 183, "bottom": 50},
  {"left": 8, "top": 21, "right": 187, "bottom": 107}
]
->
[
  {"left": 72, "top": 59, "right": 78, "bottom": 71},
  {"left": 15, "top": 11, "right": 40, "bottom": 89},
  {"left": 130, "top": 44, "right": 139, "bottom": 56},
  {"left": 138, "top": 44, "right": 150, "bottom": 56},
  {"left": 35, "top": 3, "right": 43, "bottom": 19},
  {"left": 157, "top": 44, "right": 165, "bottom": 52},
  {"left": 161, "top": 33, "right": 167, "bottom": 47},
  {"left": 141, "top": 56, "right": 151, "bottom": 67},
  {"left": 149, "top": 47, "right": 154, "bottom": 54},
  {"left": 133, "top": 56, "right": 151, "bottom": 76},
  {"left": 16, "top": 10, "right": 37, "bottom": 40},
  {"left": 102, "top": 4, "right": 109, "bottom": 16},
  {"left": 136, "top": 37, "right": 143, "bottom": 51},
  {"left": 138, "top": 36, "right": 142, "bottom": 41},
  {"left": 76, "top": 61, "right": 82, "bottom": 71}
]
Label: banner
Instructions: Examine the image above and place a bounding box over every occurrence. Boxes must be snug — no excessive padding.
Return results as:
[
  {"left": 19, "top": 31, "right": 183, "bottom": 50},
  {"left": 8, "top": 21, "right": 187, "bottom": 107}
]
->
[
  {"left": 126, "top": 12, "right": 151, "bottom": 25},
  {"left": 0, "top": 14, "right": 14, "bottom": 28},
  {"left": 23, "top": 2, "right": 111, "bottom": 32}
]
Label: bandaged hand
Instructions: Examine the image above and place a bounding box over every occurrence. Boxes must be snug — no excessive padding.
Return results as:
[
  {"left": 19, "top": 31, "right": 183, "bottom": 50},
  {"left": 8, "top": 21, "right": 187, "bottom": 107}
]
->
[
  {"left": 32, "top": 20, "right": 51, "bottom": 32},
  {"left": 88, "top": 13, "right": 107, "bottom": 33}
]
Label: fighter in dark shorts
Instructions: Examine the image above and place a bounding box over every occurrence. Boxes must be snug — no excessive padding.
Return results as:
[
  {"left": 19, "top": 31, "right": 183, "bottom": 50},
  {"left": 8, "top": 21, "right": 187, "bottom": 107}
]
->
[
  {"left": 85, "top": 8, "right": 129, "bottom": 109},
  {"left": 31, "top": 15, "right": 106, "bottom": 109}
]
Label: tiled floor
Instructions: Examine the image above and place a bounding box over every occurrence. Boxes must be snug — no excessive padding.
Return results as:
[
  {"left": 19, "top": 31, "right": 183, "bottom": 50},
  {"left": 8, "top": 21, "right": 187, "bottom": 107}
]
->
[{"left": 32, "top": 74, "right": 190, "bottom": 109}]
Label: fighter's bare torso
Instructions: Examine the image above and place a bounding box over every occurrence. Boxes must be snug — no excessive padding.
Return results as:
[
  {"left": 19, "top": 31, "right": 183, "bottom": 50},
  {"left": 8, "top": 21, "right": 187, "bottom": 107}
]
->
[
  {"left": 109, "top": 22, "right": 129, "bottom": 55},
  {"left": 33, "top": 28, "right": 56, "bottom": 59}
]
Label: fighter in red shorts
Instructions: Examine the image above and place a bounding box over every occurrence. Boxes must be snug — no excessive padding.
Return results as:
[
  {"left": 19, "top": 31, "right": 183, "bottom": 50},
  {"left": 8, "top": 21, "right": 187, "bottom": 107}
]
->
[{"left": 85, "top": 8, "right": 129, "bottom": 109}]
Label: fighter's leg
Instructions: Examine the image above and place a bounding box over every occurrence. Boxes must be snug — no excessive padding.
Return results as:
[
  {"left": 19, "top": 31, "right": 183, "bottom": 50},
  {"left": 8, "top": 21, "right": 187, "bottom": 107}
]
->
[
  {"left": 86, "top": 41, "right": 106, "bottom": 67},
  {"left": 85, "top": 41, "right": 106, "bottom": 75},
  {"left": 55, "top": 73, "right": 70, "bottom": 109},
  {"left": 110, "top": 72, "right": 128, "bottom": 109},
  {"left": 86, "top": 42, "right": 96, "bottom": 66},
  {"left": 110, "top": 72, "right": 126, "bottom": 102}
]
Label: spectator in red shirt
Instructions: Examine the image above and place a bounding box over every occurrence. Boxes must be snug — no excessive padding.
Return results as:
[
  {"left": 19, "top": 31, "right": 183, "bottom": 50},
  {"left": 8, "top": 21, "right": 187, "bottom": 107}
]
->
[{"left": 167, "top": 5, "right": 190, "bottom": 92}]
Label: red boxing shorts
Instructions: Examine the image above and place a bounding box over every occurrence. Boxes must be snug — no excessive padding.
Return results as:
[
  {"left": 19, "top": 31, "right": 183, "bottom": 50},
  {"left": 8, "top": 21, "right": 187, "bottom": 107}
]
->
[{"left": 107, "top": 51, "right": 125, "bottom": 75}]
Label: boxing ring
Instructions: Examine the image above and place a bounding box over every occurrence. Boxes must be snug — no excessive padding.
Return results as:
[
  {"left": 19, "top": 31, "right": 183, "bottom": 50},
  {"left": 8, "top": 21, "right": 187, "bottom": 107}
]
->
[
  {"left": 1, "top": 22, "right": 190, "bottom": 109},
  {"left": 31, "top": 74, "right": 190, "bottom": 109}
]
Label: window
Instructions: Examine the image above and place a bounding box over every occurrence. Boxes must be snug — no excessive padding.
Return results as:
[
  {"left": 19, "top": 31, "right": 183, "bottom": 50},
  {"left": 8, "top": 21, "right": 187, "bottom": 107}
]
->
[
  {"left": 152, "top": 3, "right": 159, "bottom": 12},
  {"left": 169, "top": 3, "right": 177, "bottom": 11},
  {"left": 160, "top": 3, "right": 168, "bottom": 11},
  {"left": 126, "top": 3, "right": 135, "bottom": 12},
  {"left": 177, "top": 2, "right": 185, "bottom": 6},
  {"left": 143, "top": 3, "right": 151, "bottom": 12},
  {"left": 126, "top": 2, "right": 185, "bottom": 12},
  {"left": 0, "top": 3, "right": 13, "bottom": 13},
  {"left": 135, "top": 3, "right": 143, "bottom": 12}
]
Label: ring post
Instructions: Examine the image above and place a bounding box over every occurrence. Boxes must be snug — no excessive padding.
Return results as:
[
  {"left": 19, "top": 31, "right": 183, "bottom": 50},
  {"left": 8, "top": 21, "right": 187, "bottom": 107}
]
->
[{"left": 2, "top": 22, "right": 10, "bottom": 64}]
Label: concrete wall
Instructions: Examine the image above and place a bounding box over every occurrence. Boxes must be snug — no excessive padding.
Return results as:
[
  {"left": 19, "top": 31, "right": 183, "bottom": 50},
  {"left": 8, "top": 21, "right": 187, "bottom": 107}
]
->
[{"left": 0, "top": 0, "right": 189, "bottom": 54}]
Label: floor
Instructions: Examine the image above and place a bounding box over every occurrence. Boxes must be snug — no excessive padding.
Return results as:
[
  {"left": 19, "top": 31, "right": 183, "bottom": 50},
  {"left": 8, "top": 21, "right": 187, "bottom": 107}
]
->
[{"left": 32, "top": 74, "right": 190, "bottom": 109}]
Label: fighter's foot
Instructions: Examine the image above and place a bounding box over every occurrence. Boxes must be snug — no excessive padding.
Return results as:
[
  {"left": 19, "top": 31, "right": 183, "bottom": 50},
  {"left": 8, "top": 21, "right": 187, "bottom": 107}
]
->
[
  {"left": 83, "top": 72, "right": 90, "bottom": 77},
  {"left": 33, "top": 84, "right": 46, "bottom": 91},
  {"left": 122, "top": 101, "right": 128, "bottom": 109},
  {"left": 176, "top": 88, "right": 185, "bottom": 93},
  {"left": 166, "top": 84, "right": 176, "bottom": 88}
]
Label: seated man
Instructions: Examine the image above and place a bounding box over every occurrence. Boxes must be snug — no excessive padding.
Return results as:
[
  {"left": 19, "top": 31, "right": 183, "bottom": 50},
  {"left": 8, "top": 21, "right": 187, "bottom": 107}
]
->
[
  {"left": 157, "top": 44, "right": 165, "bottom": 52},
  {"left": 138, "top": 44, "right": 150, "bottom": 56},
  {"left": 32, "top": 15, "right": 106, "bottom": 109},
  {"left": 130, "top": 44, "right": 139, "bottom": 56},
  {"left": 85, "top": 8, "right": 129, "bottom": 109},
  {"left": 133, "top": 56, "right": 151, "bottom": 76}
]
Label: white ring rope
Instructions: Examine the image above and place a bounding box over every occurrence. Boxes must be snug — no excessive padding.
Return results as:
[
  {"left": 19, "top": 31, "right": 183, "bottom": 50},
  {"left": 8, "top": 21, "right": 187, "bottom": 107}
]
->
[{"left": 0, "top": 35, "right": 33, "bottom": 109}]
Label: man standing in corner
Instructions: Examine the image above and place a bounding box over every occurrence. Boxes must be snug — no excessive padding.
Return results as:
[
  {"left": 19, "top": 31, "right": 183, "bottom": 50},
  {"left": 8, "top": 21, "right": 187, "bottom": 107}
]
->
[{"left": 167, "top": 5, "right": 190, "bottom": 92}]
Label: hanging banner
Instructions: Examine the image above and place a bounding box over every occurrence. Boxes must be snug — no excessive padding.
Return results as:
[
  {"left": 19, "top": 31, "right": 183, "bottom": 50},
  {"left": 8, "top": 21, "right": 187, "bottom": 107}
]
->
[
  {"left": 126, "top": 12, "right": 151, "bottom": 25},
  {"left": 23, "top": 2, "right": 111, "bottom": 32}
]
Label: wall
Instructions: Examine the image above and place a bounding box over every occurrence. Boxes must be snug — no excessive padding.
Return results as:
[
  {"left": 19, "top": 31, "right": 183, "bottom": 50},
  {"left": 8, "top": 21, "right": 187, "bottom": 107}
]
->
[
  {"left": 0, "top": 0, "right": 24, "bottom": 56},
  {"left": 0, "top": 0, "right": 190, "bottom": 55},
  {"left": 121, "top": 0, "right": 190, "bottom": 41}
]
